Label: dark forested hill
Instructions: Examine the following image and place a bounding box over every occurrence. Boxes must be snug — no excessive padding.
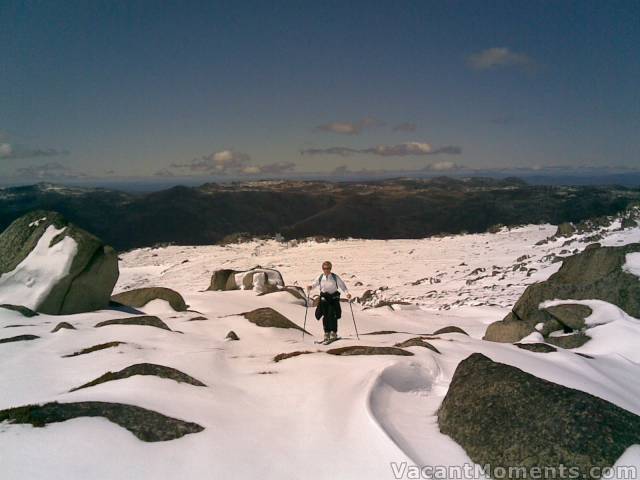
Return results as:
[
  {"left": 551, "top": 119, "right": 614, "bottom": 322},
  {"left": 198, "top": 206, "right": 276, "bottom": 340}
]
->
[{"left": 0, "top": 178, "right": 637, "bottom": 251}]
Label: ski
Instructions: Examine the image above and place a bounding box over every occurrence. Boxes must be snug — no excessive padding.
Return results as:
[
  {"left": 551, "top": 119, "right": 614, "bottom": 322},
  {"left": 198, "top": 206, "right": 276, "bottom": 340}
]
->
[{"left": 314, "top": 336, "right": 342, "bottom": 345}]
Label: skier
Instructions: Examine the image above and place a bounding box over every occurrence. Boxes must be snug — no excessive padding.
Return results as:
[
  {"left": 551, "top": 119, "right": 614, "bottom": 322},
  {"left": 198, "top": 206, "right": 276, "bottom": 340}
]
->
[{"left": 307, "top": 261, "right": 351, "bottom": 344}]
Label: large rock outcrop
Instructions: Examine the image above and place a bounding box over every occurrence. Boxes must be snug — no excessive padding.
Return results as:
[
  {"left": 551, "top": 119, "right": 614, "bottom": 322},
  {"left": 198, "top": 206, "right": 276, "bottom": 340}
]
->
[
  {"left": 438, "top": 353, "right": 640, "bottom": 479},
  {"left": 242, "top": 307, "right": 310, "bottom": 334},
  {"left": 0, "top": 401, "right": 204, "bottom": 442},
  {"left": 0, "top": 210, "right": 119, "bottom": 315},
  {"left": 111, "top": 287, "right": 188, "bottom": 311},
  {"left": 207, "top": 265, "right": 284, "bottom": 294},
  {"left": 485, "top": 243, "right": 640, "bottom": 343}
]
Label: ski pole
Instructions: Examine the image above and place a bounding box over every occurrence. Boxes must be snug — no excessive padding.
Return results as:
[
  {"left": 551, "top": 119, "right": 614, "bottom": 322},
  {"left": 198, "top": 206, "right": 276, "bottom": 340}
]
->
[
  {"left": 349, "top": 299, "right": 359, "bottom": 340},
  {"left": 302, "top": 290, "right": 309, "bottom": 340}
]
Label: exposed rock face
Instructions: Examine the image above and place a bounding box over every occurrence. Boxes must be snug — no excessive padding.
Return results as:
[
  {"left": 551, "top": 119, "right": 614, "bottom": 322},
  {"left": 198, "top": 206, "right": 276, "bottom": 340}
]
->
[
  {"left": 433, "top": 326, "right": 468, "bottom": 336},
  {"left": 242, "top": 307, "right": 310, "bottom": 334},
  {"left": 0, "top": 334, "right": 39, "bottom": 344},
  {"left": 51, "top": 322, "right": 75, "bottom": 333},
  {"left": 70, "top": 363, "right": 206, "bottom": 391},
  {"left": 0, "top": 401, "right": 204, "bottom": 442},
  {"left": 207, "top": 266, "right": 284, "bottom": 294},
  {"left": 0, "top": 304, "right": 39, "bottom": 317},
  {"left": 555, "top": 222, "right": 576, "bottom": 237},
  {"left": 63, "top": 341, "right": 126, "bottom": 358},
  {"left": 438, "top": 353, "right": 640, "bottom": 479},
  {"left": 111, "top": 287, "right": 188, "bottom": 312},
  {"left": 208, "top": 269, "right": 236, "bottom": 290},
  {"left": 273, "top": 350, "right": 314, "bottom": 362},
  {"left": 485, "top": 243, "right": 640, "bottom": 343},
  {"left": 225, "top": 330, "right": 240, "bottom": 341},
  {"left": 514, "top": 343, "right": 557, "bottom": 353},
  {"left": 0, "top": 210, "right": 119, "bottom": 315},
  {"left": 258, "top": 285, "right": 308, "bottom": 303},
  {"left": 94, "top": 315, "right": 172, "bottom": 331},
  {"left": 545, "top": 304, "right": 592, "bottom": 330},
  {"left": 394, "top": 337, "right": 441, "bottom": 353},
  {"left": 545, "top": 332, "right": 591, "bottom": 349},
  {"left": 326, "top": 346, "right": 413, "bottom": 356}
]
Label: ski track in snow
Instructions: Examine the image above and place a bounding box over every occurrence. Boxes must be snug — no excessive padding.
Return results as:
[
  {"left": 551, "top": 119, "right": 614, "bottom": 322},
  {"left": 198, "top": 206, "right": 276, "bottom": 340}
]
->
[{"left": 1, "top": 220, "right": 640, "bottom": 479}]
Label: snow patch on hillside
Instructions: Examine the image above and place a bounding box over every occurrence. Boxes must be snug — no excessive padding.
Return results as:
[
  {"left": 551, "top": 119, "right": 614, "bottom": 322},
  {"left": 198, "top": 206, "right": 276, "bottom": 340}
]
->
[{"left": 623, "top": 252, "right": 640, "bottom": 277}]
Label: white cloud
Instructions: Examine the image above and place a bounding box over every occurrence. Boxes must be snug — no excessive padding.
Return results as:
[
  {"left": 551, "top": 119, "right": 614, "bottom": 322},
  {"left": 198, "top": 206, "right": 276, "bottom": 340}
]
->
[
  {"left": 169, "top": 150, "right": 296, "bottom": 176},
  {"left": 0, "top": 142, "right": 69, "bottom": 160},
  {"left": 467, "top": 47, "right": 535, "bottom": 71},
  {"left": 423, "top": 161, "right": 463, "bottom": 171},
  {"left": 315, "top": 117, "right": 384, "bottom": 135},
  {"left": 0, "top": 143, "right": 13, "bottom": 158},
  {"left": 301, "top": 142, "right": 462, "bottom": 157},
  {"left": 14, "top": 162, "right": 86, "bottom": 179},
  {"left": 171, "top": 149, "right": 252, "bottom": 173},
  {"left": 240, "top": 162, "right": 297, "bottom": 175},
  {"left": 329, "top": 162, "right": 467, "bottom": 177},
  {"left": 367, "top": 142, "right": 433, "bottom": 156}
]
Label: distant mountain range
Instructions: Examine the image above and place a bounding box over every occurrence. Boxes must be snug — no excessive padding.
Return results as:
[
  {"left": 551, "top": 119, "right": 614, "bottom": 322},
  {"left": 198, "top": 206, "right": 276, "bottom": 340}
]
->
[{"left": 1, "top": 177, "right": 638, "bottom": 251}]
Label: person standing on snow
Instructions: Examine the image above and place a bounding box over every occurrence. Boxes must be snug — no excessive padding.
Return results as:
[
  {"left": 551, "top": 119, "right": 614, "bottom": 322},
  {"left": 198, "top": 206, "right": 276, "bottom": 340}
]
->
[{"left": 307, "top": 261, "right": 351, "bottom": 343}]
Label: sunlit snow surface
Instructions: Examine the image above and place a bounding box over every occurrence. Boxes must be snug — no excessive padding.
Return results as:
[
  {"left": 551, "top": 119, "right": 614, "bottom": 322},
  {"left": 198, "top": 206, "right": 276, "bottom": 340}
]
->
[
  {"left": 1, "top": 221, "right": 640, "bottom": 479},
  {"left": 0, "top": 225, "right": 77, "bottom": 310}
]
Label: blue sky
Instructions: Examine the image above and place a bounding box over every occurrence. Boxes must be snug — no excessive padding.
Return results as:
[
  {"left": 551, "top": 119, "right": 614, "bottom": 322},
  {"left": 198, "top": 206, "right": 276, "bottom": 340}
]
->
[{"left": 1, "top": 0, "right": 638, "bottom": 182}]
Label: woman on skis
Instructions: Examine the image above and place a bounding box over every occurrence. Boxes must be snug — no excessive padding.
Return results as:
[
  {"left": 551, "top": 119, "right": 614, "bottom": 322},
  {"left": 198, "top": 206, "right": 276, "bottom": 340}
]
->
[{"left": 307, "top": 261, "right": 351, "bottom": 344}]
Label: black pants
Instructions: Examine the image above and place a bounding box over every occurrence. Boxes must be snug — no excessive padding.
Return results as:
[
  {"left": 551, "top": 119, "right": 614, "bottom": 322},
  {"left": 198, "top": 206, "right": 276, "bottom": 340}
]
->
[{"left": 315, "top": 292, "right": 341, "bottom": 333}]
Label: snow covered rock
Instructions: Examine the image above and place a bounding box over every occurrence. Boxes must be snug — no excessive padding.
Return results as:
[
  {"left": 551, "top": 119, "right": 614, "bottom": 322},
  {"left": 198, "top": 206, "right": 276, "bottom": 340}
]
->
[
  {"left": 242, "top": 307, "right": 309, "bottom": 334},
  {"left": 225, "top": 330, "right": 240, "bottom": 340},
  {"left": 545, "top": 304, "right": 592, "bottom": 330},
  {"left": 393, "top": 337, "right": 441, "bottom": 353},
  {"left": 485, "top": 243, "right": 640, "bottom": 343},
  {"left": 111, "top": 286, "right": 188, "bottom": 311},
  {"left": 433, "top": 325, "right": 468, "bottom": 336},
  {"left": 51, "top": 321, "right": 75, "bottom": 332},
  {"left": 69, "top": 363, "right": 206, "bottom": 392},
  {"left": 207, "top": 265, "right": 284, "bottom": 293},
  {"left": 273, "top": 350, "right": 314, "bottom": 362},
  {"left": 0, "top": 402, "right": 204, "bottom": 442},
  {"left": 94, "top": 315, "right": 172, "bottom": 331},
  {"left": 325, "top": 346, "right": 413, "bottom": 356},
  {"left": 0, "top": 210, "right": 119, "bottom": 315},
  {"left": 546, "top": 331, "right": 591, "bottom": 349},
  {"left": 438, "top": 353, "right": 640, "bottom": 479},
  {"left": 258, "top": 285, "right": 307, "bottom": 303},
  {"left": 0, "top": 334, "right": 39, "bottom": 344},
  {"left": 514, "top": 342, "right": 557, "bottom": 353},
  {"left": 0, "top": 304, "right": 38, "bottom": 317}
]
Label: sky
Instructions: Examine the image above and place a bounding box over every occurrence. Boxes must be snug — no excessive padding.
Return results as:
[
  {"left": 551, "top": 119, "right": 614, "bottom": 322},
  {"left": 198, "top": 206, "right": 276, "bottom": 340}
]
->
[{"left": 1, "top": 0, "right": 639, "bottom": 183}]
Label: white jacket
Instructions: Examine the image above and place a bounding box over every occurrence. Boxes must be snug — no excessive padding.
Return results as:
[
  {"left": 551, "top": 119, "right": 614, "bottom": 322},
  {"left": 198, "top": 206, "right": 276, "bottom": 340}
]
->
[{"left": 310, "top": 273, "right": 349, "bottom": 295}]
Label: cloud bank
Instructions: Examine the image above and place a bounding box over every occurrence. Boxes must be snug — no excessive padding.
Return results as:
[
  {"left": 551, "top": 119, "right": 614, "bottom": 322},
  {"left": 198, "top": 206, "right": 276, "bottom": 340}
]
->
[
  {"left": 330, "top": 160, "right": 465, "bottom": 176},
  {"left": 300, "top": 142, "right": 462, "bottom": 157},
  {"left": 0, "top": 143, "right": 69, "bottom": 160},
  {"left": 14, "top": 162, "right": 86, "bottom": 179},
  {"left": 314, "top": 117, "right": 384, "bottom": 135},
  {"left": 169, "top": 149, "right": 297, "bottom": 176}
]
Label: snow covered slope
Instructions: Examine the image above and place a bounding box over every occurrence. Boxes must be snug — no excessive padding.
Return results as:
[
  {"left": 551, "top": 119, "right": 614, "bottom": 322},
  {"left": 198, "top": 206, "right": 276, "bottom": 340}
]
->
[{"left": 2, "top": 219, "right": 640, "bottom": 479}]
